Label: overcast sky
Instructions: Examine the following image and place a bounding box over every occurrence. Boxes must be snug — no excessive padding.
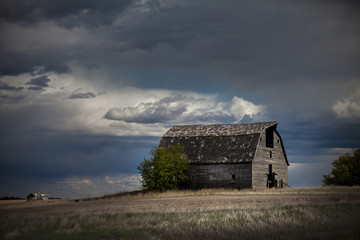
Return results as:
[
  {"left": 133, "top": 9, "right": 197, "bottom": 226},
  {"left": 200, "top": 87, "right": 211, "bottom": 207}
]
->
[{"left": 1, "top": 0, "right": 359, "bottom": 198}]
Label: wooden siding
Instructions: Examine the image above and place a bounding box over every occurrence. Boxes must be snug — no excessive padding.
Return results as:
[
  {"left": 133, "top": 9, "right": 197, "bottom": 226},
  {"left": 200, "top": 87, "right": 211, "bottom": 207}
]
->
[
  {"left": 252, "top": 128, "right": 288, "bottom": 188},
  {"left": 187, "top": 163, "right": 252, "bottom": 189}
]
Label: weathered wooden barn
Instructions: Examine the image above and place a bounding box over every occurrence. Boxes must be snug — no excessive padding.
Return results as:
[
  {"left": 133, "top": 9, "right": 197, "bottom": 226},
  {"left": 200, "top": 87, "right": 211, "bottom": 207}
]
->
[{"left": 159, "top": 122, "right": 289, "bottom": 189}]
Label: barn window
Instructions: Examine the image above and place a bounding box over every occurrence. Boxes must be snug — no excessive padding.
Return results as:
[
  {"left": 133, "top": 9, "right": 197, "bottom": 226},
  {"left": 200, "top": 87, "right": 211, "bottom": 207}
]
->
[
  {"left": 266, "top": 128, "right": 274, "bottom": 148},
  {"left": 269, "top": 151, "right": 272, "bottom": 158},
  {"left": 230, "top": 174, "right": 235, "bottom": 180}
]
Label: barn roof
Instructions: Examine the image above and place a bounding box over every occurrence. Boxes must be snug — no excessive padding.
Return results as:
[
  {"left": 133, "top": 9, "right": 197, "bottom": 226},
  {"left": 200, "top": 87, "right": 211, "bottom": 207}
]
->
[
  {"left": 162, "top": 121, "right": 277, "bottom": 137},
  {"left": 159, "top": 122, "right": 278, "bottom": 164}
]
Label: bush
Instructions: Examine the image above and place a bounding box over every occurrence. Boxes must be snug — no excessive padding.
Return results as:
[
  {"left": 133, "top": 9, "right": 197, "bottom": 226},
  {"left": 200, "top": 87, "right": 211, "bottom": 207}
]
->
[
  {"left": 137, "top": 145, "right": 189, "bottom": 191},
  {"left": 322, "top": 149, "right": 360, "bottom": 186}
]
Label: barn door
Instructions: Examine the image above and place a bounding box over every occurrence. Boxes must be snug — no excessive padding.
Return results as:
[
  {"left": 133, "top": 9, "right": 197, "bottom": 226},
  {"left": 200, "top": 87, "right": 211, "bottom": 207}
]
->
[{"left": 267, "top": 164, "right": 277, "bottom": 188}]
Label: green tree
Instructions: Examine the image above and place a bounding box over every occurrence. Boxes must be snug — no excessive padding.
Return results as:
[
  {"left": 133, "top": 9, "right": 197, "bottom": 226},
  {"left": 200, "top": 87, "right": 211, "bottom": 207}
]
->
[
  {"left": 322, "top": 149, "right": 360, "bottom": 186},
  {"left": 137, "top": 145, "right": 189, "bottom": 191}
]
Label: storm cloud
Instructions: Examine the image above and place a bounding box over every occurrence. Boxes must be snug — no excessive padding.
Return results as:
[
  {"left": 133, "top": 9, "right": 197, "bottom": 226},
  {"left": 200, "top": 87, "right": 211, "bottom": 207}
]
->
[
  {"left": 0, "top": 84, "right": 23, "bottom": 91},
  {"left": 0, "top": 0, "right": 133, "bottom": 29},
  {"left": 26, "top": 76, "right": 50, "bottom": 87},
  {"left": 26, "top": 75, "right": 51, "bottom": 91}
]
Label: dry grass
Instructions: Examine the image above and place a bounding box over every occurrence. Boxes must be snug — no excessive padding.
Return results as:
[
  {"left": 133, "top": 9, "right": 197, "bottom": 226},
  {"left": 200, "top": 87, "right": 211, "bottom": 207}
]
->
[
  {"left": 1, "top": 187, "right": 360, "bottom": 239},
  {"left": 104, "top": 185, "right": 360, "bottom": 199}
]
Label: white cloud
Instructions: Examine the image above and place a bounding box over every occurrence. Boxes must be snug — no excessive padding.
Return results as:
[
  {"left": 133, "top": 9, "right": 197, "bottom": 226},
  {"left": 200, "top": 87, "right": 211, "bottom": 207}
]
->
[
  {"left": 325, "top": 148, "right": 356, "bottom": 155},
  {"left": 105, "top": 95, "right": 190, "bottom": 123},
  {"left": 80, "top": 179, "right": 92, "bottom": 184},
  {"left": 105, "top": 95, "right": 265, "bottom": 126},
  {"left": 332, "top": 89, "right": 360, "bottom": 119},
  {"left": 230, "top": 96, "right": 265, "bottom": 120}
]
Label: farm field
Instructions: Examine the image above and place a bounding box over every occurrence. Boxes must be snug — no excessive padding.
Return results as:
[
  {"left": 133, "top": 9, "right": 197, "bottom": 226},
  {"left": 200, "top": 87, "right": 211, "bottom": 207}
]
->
[{"left": 1, "top": 187, "right": 360, "bottom": 240}]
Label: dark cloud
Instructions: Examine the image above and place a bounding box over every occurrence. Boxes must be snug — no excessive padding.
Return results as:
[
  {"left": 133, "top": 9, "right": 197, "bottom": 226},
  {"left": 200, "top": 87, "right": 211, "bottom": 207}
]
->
[
  {"left": 0, "top": 0, "right": 133, "bottom": 29},
  {"left": 0, "top": 0, "right": 132, "bottom": 75},
  {"left": 68, "top": 90, "right": 96, "bottom": 99},
  {"left": 0, "top": 84, "right": 23, "bottom": 91},
  {"left": 28, "top": 86, "right": 44, "bottom": 91},
  {"left": 26, "top": 76, "right": 51, "bottom": 87},
  {"left": 0, "top": 37, "right": 76, "bottom": 76},
  {"left": 275, "top": 115, "right": 360, "bottom": 165},
  {"left": 0, "top": 94, "right": 24, "bottom": 100},
  {"left": 0, "top": 52, "right": 70, "bottom": 76},
  {"left": 120, "top": 1, "right": 360, "bottom": 84},
  {"left": 25, "top": 76, "right": 51, "bottom": 90},
  {"left": 1, "top": 0, "right": 359, "bottom": 82},
  {"left": 0, "top": 134, "right": 156, "bottom": 179}
]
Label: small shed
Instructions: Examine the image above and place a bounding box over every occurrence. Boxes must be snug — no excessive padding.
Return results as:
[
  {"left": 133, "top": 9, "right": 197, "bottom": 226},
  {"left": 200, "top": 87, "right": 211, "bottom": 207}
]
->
[
  {"left": 27, "top": 192, "right": 49, "bottom": 201},
  {"left": 159, "top": 121, "right": 289, "bottom": 189}
]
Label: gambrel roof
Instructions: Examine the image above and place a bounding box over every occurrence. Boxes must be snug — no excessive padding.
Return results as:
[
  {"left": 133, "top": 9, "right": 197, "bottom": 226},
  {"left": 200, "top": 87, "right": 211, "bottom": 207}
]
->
[
  {"left": 162, "top": 122, "right": 277, "bottom": 137},
  {"left": 159, "top": 122, "right": 281, "bottom": 164}
]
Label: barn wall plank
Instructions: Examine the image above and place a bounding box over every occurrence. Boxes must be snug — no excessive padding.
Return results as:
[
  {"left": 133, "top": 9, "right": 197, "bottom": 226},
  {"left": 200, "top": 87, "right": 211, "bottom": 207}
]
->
[{"left": 188, "top": 163, "right": 252, "bottom": 189}]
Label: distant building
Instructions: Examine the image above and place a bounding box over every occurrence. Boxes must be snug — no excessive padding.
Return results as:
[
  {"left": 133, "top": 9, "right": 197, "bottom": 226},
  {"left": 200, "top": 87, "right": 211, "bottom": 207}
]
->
[
  {"left": 26, "top": 192, "right": 49, "bottom": 201},
  {"left": 159, "top": 122, "right": 289, "bottom": 189}
]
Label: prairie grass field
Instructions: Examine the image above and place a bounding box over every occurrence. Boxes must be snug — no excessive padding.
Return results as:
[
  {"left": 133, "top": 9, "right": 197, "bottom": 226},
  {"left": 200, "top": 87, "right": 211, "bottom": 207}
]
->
[{"left": 1, "top": 187, "right": 360, "bottom": 240}]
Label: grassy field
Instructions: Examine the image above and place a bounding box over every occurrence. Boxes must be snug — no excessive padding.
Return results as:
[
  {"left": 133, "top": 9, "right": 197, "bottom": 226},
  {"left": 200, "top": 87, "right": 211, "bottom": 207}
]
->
[{"left": 1, "top": 187, "right": 360, "bottom": 240}]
